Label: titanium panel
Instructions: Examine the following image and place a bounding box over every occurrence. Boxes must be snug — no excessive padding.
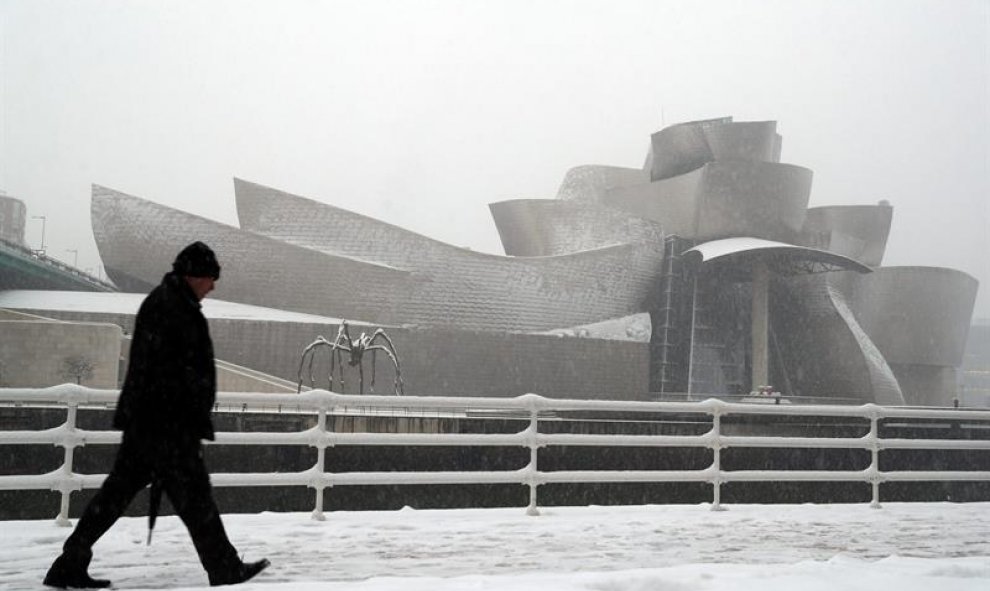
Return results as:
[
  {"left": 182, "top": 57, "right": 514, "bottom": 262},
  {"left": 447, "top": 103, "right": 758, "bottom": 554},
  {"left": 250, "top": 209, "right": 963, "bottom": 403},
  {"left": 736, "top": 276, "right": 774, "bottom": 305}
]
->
[
  {"left": 889, "top": 363, "right": 959, "bottom": 407},
  {"left": 644, "top": 117, "right": 729, "bottom": 181},
  {"left": 702, "top": 121, "right": 780, "bottom": 163},
  {"left": 772, "top": 273, "right": 905, "bottom": 405},
  {"left": 234, "top": 179, "right": 668, "bottom": 331},
  {"left": 645, "top": 118, "right": 779, "bottom": 182},
  {"left": 800, "top": 204, "right": 893, "bottom": 267},
  {"left": 92, "top": 185, "right": 416, "bottom": 323},
  {"left": 605, "top": 160, "right": 812, "bottom": 242},
  {"left": 843, "top": 266, "right": 978, "bottom": 367},
  {"left": 488, "top": 199, "right": 664, "bottom": 257},
  {"left": 555, "top": 165, "right": 649, "bottom": 203}
]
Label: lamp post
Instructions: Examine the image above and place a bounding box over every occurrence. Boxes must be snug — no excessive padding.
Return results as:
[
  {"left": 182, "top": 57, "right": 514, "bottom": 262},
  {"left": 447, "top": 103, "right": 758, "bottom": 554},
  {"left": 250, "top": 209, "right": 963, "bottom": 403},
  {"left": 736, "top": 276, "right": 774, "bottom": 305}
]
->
[
  {"left": 31, "top": 215, "right": 46, "bottom": 254},
  {"left": 66, "top": 249, "right": 78, "bottom": 267}
]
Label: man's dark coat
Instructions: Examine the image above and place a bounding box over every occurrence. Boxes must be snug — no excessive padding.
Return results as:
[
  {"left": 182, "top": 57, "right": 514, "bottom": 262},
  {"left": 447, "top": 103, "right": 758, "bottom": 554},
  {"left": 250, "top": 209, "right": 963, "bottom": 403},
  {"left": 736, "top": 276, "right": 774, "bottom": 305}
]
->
[
  {"left": 49, "top": 261, "right": 257, "bottom": 587},
  {"left": 113, "top": 272, "right": 217, "bottom": 441}
]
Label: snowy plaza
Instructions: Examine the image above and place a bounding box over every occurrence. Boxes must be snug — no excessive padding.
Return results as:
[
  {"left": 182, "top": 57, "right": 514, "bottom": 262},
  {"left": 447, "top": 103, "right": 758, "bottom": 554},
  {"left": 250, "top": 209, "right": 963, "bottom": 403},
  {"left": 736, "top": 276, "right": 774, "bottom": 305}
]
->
[{"left": 4, "top": 502, "right": 990, "bottom": 590}]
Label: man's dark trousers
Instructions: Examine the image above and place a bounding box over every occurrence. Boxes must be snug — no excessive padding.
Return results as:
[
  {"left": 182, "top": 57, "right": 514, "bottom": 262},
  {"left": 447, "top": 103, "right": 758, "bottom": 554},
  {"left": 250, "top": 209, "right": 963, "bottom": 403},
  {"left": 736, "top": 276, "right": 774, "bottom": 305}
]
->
[{"left": 61, "top": 431, "right": 239, "bottom": 575}]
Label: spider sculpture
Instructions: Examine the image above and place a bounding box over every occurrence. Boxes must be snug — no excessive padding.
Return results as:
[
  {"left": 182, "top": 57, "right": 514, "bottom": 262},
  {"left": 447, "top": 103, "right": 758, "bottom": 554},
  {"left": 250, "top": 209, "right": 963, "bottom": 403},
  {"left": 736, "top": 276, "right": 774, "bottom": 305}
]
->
[{"left": 297, "top": 321, "right": 404, "bottom": 395}]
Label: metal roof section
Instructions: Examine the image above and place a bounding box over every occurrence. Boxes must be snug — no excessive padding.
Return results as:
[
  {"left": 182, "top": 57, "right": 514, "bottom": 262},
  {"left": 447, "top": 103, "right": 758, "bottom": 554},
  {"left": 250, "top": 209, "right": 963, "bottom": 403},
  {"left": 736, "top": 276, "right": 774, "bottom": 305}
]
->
[
  {"left": 488, "top": 198, "right": 665, "bottom": 257},
  {"left": 845, "top": 266, "right": 979, "bottom": 366},
  {"left": 603, "top": 159, "right": 813, "bottom": 243},
  {"left": 799, "top": 203, "right": 893, "bottom": 267},
  {"left": 682, "top": 237, "right": 873, "bottom": 278},
  {"left": 91, "top": 185, "right": 418, "bottom": 323},
  {"left": 233, "top": 179, "right": 669, "bottom": 331},
  {"left": 645, "top": 117, "right": 782, "bottom": 182},
  {"left": 555, "top": 165, "right": 650, "bottom": 203}
]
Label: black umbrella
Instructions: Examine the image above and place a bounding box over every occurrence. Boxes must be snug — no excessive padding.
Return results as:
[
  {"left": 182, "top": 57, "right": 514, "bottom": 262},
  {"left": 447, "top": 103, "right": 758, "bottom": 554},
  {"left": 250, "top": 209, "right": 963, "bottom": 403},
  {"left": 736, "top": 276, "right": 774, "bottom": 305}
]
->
[{"left": 146, "top": 477, "right": 163, "bottom": 545}]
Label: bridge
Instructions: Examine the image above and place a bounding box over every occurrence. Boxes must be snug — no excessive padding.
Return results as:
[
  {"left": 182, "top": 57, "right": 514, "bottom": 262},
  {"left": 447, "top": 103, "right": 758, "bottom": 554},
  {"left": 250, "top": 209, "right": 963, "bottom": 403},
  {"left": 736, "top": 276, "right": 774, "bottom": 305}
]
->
[{"left": 0, "top": 239, "right": 116, "bottom": 292}]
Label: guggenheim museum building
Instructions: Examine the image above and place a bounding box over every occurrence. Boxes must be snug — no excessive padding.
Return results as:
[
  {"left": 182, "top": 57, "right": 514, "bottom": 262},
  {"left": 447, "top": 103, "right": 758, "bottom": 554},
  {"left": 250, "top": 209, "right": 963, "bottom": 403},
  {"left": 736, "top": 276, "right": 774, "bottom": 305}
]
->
[{"left": 0, "top": 117, "right": 980, "bottom": 407}]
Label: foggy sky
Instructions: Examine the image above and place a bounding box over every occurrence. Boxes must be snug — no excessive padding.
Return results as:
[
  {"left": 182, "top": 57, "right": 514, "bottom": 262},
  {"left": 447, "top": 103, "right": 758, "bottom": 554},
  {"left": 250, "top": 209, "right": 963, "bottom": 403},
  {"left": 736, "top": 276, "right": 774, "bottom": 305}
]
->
[{"left": 1, "top": 0, "right": 988, "bottom": 316}]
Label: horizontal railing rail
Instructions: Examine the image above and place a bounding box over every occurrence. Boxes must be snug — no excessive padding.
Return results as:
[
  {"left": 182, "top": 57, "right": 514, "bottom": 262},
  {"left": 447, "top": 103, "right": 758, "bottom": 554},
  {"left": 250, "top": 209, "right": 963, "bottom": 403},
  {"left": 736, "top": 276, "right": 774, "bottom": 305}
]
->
[{"left": 1, "top": 384, "right": 989, "bottom": 525}]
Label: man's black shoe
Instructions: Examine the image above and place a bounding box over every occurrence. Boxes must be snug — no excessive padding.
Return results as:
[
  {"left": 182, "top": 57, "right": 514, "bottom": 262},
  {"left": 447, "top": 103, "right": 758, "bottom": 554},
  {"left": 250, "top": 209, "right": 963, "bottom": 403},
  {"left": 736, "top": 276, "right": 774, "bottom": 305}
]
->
[
  {"left": 208, "top": 558, "right": 270, "bottom": 586},
  {"left": 43, "top": 553, "right": 112, "bottom": 589}
]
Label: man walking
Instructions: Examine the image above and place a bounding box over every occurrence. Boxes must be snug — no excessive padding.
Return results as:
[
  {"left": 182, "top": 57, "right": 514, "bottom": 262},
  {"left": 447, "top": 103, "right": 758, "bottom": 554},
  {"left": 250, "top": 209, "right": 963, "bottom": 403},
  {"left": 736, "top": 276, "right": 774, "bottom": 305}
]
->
[{"left": 44, "top": 242, "right": 269, "bottom": 588}]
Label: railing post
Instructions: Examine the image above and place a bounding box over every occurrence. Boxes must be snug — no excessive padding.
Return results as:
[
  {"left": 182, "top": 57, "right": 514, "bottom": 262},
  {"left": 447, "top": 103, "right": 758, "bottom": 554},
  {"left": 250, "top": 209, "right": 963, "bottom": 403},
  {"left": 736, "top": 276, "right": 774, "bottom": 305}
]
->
[
  {"left": 525, "top": 402, "right": 540, "bottom": 516},
  {"left": 55, "top": 402, "right": 79, "bottom": 526},
  {"left": 311, "top": 405, "right": 329, "bottom": 521},
  {"left": 867, "top": 407, "right": 882, "bottom": 509},
  {"left": 710, "top": 407, "right": 726, "bottom": 512}
]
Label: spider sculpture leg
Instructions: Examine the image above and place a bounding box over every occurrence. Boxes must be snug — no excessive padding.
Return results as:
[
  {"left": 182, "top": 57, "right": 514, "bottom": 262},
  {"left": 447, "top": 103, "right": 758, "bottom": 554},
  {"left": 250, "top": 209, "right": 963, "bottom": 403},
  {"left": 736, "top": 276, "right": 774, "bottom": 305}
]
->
[
  {"left": 370, "top": 350, "right": 376, "bottom": 393},
  {"left": 367, "top": 340, "right": 403, "bottom": 395},
  {"left": 297, "top": 336, "right": 330, "bottom": 393}
]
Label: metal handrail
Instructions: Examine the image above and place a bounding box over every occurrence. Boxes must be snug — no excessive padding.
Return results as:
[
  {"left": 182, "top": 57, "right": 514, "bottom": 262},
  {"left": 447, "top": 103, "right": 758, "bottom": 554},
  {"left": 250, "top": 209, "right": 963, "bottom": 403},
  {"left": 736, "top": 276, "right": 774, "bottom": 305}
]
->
[{"left": 1, "top": 384, "right": 988, "bottom": 525}]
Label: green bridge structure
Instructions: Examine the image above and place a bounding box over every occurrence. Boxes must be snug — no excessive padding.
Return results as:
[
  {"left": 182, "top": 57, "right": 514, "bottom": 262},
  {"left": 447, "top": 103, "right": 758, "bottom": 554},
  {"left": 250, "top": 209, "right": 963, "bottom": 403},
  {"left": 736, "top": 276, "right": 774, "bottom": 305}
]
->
[{"left": 0, "top": 239, "right": 115, "bottom": 292}]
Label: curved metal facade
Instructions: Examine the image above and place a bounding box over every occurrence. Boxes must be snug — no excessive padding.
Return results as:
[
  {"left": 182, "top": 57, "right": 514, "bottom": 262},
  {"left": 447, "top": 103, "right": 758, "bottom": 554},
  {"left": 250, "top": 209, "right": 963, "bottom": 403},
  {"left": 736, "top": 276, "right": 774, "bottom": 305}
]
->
[
  {"left": 604, "top": 160, "right": 812, "bottom": 243},
  {"left": 185, "top": 179, "right": 666, "bottom": 332},
  {"left": 800, "top": 204, "right": 893, "bottom": 267},
  {"left": 488, "top": 198, "right": 664, "bottom": 257},
  {"left": 838, "top": 266, "right": 979, "bottom": 406},
  {"left": 84, "top": 116, "right": 979, "bottom": 405},
  {"left": 92, "top": 185, "right": 417, "bottom": 323},
  {"left": 844, "top": 267, "right": 978, "bottom": 366},
  {"left": 677, "top": 238, "right": 901, "bottom": 404},
  {"left": 645, "top": 118, "right": 781, "bottom": 181},
  {"left": 772, "top": 274, "right": 905, "bottom": 405},
  {"left": 557, "top": 117, "right": 809, "bottom": 244},
  {"left": 556, "top": 165, "right": 650, "bottom": 203},
  {"left": 643, "top": 117, "right": 730, "bottom": 181}
]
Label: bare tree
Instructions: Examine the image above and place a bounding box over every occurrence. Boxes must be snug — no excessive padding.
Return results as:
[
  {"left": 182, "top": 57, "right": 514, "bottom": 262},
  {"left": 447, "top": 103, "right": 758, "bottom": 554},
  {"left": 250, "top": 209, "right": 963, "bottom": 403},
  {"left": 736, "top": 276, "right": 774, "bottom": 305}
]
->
[{"left": 60, "top": 355, "right": 95, "bottom": 385}]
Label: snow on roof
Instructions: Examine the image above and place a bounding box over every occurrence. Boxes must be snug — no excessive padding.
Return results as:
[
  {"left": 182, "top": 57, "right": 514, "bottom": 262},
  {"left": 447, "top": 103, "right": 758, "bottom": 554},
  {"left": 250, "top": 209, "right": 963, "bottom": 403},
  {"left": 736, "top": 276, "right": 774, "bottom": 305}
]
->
[{"left": 0, "top": 290, "right": 365, "bottom": 325}]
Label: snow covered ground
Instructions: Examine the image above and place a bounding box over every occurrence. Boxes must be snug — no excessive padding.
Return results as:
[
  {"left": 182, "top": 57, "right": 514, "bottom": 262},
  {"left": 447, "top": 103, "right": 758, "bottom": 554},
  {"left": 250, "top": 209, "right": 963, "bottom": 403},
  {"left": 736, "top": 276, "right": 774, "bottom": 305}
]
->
[{"left": 4, "top": 502, "right": 989, "bottom": 590}]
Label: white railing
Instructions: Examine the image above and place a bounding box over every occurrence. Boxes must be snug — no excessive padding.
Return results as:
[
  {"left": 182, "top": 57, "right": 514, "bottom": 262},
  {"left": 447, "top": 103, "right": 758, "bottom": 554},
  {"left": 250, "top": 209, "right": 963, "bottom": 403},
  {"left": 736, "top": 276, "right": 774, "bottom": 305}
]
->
[{"left": 1, "top": 384, "right": 989, "bottom": 525}]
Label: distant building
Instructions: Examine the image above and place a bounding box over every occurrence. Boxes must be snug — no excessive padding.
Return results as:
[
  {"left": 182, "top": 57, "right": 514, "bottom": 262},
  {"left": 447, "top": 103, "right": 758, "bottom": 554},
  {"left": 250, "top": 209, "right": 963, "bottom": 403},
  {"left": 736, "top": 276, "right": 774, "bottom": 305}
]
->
[
  {"left": 961, "top": 318, "right": 990, "bottom": 406},
  {"left": 0, "top": 193, "right": 27, "bottom": 247},
  {"left": 9, "top": 117, "right": 983, "bottom": 405}
]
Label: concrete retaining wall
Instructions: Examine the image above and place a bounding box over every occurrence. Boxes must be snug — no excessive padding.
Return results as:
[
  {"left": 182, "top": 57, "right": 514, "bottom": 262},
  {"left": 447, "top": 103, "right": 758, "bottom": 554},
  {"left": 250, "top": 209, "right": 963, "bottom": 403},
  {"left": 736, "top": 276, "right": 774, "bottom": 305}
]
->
[
  {"left": 0, "top": 320, "right": 121, "bottom": 387},
  {"left": 8, "top": 309, "right": 650, "bottom": 400}
]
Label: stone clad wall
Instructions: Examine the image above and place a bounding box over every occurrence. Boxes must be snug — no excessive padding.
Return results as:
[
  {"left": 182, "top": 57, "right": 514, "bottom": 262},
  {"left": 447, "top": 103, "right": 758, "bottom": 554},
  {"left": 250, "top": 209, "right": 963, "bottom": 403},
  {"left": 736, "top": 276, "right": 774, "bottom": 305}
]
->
[
  {"left": 204, "top": 320, "right": 650, "bottom": 400},
  {"left": 0, "top": 320, "right": 121, "bottom": 387},
  {"left": 10, "top": 308, "right": 649, "bottom": 400}
]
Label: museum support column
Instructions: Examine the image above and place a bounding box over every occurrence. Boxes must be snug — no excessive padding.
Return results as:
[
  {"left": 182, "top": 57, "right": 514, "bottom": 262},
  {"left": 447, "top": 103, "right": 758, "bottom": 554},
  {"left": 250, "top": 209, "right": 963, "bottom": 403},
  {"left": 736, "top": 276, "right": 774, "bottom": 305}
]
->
[{"left": 751, "top": 261, "right": 770, "bottom": 391}]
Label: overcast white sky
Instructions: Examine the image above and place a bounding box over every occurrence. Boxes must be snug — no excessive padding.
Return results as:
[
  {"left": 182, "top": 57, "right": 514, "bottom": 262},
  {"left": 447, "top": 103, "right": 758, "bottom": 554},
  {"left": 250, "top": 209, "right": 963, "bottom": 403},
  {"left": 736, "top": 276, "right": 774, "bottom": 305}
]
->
[{"left": 1, "top": 0, "right": 988, "bottom": 316}]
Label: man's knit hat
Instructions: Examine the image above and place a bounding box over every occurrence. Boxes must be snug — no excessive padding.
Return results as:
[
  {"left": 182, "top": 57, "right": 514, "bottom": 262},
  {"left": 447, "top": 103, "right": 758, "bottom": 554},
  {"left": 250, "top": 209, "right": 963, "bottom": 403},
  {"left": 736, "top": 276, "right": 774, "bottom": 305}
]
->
[{"left": 172, "top": 241, "right": 221, "bottom": 279}]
